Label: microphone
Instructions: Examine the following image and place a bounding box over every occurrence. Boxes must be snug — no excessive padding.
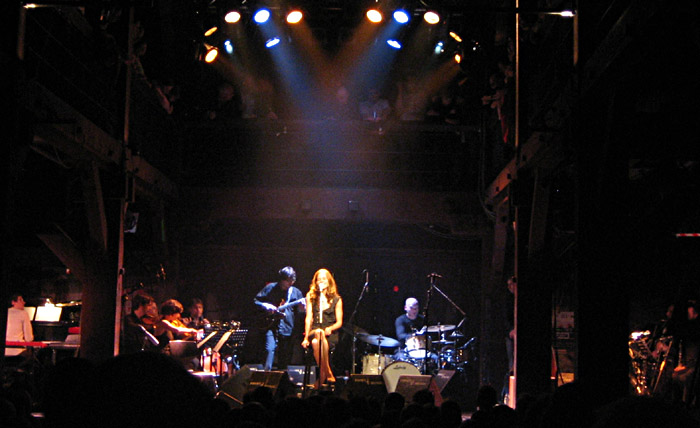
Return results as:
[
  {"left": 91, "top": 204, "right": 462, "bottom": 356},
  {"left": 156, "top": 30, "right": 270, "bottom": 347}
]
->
[{"left": 363, "top": 270, "right": 369, "bottom": 288}]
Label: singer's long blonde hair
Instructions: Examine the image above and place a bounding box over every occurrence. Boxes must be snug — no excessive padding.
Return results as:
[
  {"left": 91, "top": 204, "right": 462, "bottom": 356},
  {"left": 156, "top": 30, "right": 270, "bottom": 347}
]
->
[{"left": 307, "top": 268, "right": 338, "bottom": 306}]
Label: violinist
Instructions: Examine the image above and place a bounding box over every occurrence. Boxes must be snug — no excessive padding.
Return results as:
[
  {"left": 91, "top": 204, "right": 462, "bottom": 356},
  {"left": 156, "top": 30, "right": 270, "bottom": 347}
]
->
[
  {"left": 120, "top": 293, "right": 162, "bottom": 354},
  {"left": 159, "top": 299, "right": 200, "bottom": 341}
]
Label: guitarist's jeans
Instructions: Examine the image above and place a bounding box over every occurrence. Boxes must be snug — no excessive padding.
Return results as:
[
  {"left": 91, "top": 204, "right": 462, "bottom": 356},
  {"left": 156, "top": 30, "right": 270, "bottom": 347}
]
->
[{"left": 265, "top": 329, "right": 293, "bottom": 371}]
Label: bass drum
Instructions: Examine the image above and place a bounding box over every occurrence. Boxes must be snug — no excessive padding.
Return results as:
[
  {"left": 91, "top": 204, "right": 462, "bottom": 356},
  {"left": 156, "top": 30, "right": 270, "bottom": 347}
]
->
[{"left": 381, "top": 361, "right": 421, "bottom": 393}]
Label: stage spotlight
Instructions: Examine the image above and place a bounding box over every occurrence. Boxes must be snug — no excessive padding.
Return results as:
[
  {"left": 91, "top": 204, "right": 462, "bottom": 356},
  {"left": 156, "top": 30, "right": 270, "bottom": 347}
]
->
[
  {"left": 387, "top": 39, "right": 402, "bottom": 49},
  {"left": 203, "top": 13, "right": 219, "bottom": 36},
  {"left": 224, "top": 39, "right": 234, "bottom": 54},
  {"left": 393, "top": 9, "right": 410, "bottom": 24},
  {"left": 224, "top": 10, "right": 241, "bottom": 23},
  {"left": 434, "top": 41, "right": 444, "bottom": 55},
  {"left": 423, "top": 11, "right": 440, "bottom": 24},
  {"left": 454, "top": 53, "right": 462, "bottom": 63},
  {"left": 204, "top": 45, "right": 219, "bottom": 63},
  {"left": 449, "top": 31, "right": 462, "bottom": 43},
  {"left": 286, "top": 9, "right": 303, "bottom": 24},
  {"left": 265, "top": 37, "right": 281, "bottom": 48},
  {"left": 366, "top": 8, "right": 383, "bottom": 23},
  {"left": 254, "top": 8, "right": 271, "bottom": 24}
]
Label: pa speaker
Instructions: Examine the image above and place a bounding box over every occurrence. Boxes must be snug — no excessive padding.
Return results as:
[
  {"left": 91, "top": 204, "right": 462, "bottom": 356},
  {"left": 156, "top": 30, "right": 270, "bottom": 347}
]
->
[
  {"left": 247, "top": 370, "right": 295, "bottom": 398},
  {"left": 287, "top": 365, "right": 316, "bottom": 387},
  {"left": 343, "top": 374, "right": 387, "bottom": 400},
  {"left": 216, "top": 365, "right": 294, "bottom": 408},
  {"left": 434, "top": 369, "right": 474, "bottom": 410},
  {"left": 394, "top": 375, "right": 433, "bottom": 402},
  {"left": 216, "top": 364, "right": 260, "bottom": 408}
]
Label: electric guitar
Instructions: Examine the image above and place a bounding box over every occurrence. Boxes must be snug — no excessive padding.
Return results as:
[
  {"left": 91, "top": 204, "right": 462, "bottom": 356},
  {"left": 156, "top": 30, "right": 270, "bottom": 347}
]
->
[{"left": 260, "top": 298, "right": 306, "bottom": 328}]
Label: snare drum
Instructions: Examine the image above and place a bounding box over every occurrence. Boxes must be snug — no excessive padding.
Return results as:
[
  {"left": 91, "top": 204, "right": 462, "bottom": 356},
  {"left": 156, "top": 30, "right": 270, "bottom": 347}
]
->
[
  {"left": 381, "top": 361, "right": 421, "bottom": 393},
  {"left": 362, "top": 353, "right": 394, "bottom": 375},
  {"left": 405, "top": 333, "right": 427, "bottom": 359}
]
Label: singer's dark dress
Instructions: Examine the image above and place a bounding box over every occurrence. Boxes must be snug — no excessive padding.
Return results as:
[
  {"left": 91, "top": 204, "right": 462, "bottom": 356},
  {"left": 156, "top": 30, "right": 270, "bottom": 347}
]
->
[{"left": 311, "top": 295, "right": 341, "bottom": 347}]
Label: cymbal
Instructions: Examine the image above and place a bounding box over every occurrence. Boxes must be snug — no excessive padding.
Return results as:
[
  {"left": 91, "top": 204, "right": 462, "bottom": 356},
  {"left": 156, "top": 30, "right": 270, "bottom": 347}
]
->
[
  {"left": 360, "top": 334, "right": 400, "bottom": 348},
  {"left": 342, "top": 324, "right": 368, "bottom": 336},
  {"left": 433, "top": 340, "right": 455, "bottom": 345},
  {"left": 426, "top": 324, "right": 455, "bottom": 333},
  {"left": 449, "top": 331, "right": 465, "bottom": 338}
]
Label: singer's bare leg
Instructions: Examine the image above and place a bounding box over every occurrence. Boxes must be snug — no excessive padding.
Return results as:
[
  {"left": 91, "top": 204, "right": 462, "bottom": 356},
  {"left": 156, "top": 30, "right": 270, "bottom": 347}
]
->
[{"left": 311, "top": 329, "right": 335, "bottom": 387}]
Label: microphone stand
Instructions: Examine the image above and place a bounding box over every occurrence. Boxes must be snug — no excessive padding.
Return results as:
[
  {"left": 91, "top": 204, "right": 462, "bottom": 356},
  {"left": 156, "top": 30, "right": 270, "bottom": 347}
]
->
[
  {"left": 422, "top": 274, "right": 437, "bottom": 375},
  {"left": 423, "top": 273, "right": 469, "bottom": 374},
  {"left": 348, "top": 270, "right": 370, "bottom": 374},
  {"left": 431, "top": 282, "right": 467, "bottom": 322}
]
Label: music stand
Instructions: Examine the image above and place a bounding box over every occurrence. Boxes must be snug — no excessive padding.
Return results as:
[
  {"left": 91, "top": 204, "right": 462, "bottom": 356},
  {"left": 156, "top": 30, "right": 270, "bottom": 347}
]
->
[{"left": 198, "top": 328, "right": 248, "bottom": 377}]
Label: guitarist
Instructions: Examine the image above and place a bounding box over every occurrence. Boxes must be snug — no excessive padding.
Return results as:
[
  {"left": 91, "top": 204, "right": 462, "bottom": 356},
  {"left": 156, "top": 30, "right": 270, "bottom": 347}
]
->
[{"left": 254, "top": 266, "right": 306, "bottom": 371}]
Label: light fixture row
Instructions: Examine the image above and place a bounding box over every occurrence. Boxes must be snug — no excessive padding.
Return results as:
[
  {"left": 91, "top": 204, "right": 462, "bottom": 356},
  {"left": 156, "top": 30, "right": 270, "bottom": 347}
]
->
[{"left": 205, "top": 5, "right": 444, "bottom": 35}]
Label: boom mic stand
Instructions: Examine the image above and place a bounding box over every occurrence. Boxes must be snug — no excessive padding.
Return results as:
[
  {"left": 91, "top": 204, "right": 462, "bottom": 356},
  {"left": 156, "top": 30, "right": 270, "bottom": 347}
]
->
[
  {"left": 422, "top": 272, "right": 468, "bottom": 375},
  {"left": 430, "top": 280, "right": 467, "bottom": 323},
  {"left": 421, "top": 273, "right": 437, "bottom": 375},
  {"left": 348, "top": 270, "right": 370, "bottom": 374}
]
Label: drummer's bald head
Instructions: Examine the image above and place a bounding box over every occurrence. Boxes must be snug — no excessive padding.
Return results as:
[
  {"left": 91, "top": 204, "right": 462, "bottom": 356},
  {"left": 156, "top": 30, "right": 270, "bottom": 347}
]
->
[{"left": 405, "top": 298, "right": 419, "bottom": 311}]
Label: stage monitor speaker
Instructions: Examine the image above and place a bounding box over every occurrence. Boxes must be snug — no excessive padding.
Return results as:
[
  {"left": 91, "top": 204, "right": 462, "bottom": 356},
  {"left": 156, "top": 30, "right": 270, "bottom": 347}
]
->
[
  {"left": 247, "top": 370, "right": 296, "bottom": 396},
  {"left": 287, "top": 365, "right": 316, "bottom": 387},
  {"left": 216, "top": 364, "right": 259, "bottom": 408},
  {"left": 343, "top": 374, "right": 387, "bottom": 400},
  {"left": 433, "top": 369, "right": 456, "bottom": 392},
  {"left": 216, "top": 364, "right": 295, "bottom": 408},
  {"left": 395, "top": 375, "right": 434, "bottom": 402},
  {"left": 434, "top": 369, "right": 474, "bottom": 410}
]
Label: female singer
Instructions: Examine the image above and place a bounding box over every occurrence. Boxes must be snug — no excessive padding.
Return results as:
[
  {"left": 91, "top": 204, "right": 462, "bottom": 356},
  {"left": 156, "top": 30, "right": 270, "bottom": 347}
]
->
[{"left": 302, "top": 268, "right": 343, "bottom": 387}]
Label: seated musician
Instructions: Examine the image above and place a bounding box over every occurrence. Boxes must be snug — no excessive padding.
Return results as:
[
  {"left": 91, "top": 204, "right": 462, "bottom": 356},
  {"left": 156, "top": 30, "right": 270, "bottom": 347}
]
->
[
  {"left": 121, "top": 293, "right": 164, "bottom": 354},
  {"left": 5, "top": 293, "right": 34, "bottom": 358},
  {"left": 159, "top": 299, "right": 200, "bottom": 341},
  {"left": 394, "top": 297, "right": 425, "bottom": 360},
  {"left": 182, "top": 298, "right": 210, "bottom": 329},
  {"left": 159, "top": 299, "right": 203, "bottom": 370}
]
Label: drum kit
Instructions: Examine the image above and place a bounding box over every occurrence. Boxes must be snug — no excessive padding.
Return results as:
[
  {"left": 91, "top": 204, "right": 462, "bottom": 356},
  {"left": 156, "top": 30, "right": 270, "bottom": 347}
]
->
[
  {"left": 353, "top": 324, "right": 476, "bottom": 376},
  {"left": 347, "top": 271, "right": 475, "bottom": 378}
]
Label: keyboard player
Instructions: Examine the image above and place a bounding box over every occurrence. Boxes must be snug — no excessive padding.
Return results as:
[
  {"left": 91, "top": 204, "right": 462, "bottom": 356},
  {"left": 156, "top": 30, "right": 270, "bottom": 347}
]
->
[{"left": 5, "top": 293, "right": 34, "bottom": 358}]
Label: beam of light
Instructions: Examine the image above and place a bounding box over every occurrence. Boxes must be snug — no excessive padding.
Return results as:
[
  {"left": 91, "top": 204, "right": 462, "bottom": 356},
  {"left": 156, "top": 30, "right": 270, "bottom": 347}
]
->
[
  {"left": 393, "top": 9, "right": 410, "bottom": 24},
  {"left": 224, "top": 11, "right": 241, "bottom": 24},
  {"left": 345, "top": 20, "right": 403, "bottom": 101},
  {"left": 423, "top": 11, "right": 440, "bottom": 25},
  {"left": 387, "top": 39, "right": 402, "bottom": 49},
  {"left": 286, "top": 10, "right": 303, "bottom": 24},
  {"left": 366, "top": 9, "right": 383, "bottom": 23},
  {"left": 257, "top": 19, "right": 319, "bottom": 125},
  {"left": 265, "top": 37, "right": 281, "bottom": 48},
  {"left": 254, "top": 8, "right": 271, "bottom": 24}
]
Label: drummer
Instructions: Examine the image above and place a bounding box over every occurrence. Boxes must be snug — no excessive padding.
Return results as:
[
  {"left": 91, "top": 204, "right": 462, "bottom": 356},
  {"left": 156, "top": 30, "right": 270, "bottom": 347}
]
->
[{"left": 394, "top": 297, "right": 426, "bottom": 359}]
